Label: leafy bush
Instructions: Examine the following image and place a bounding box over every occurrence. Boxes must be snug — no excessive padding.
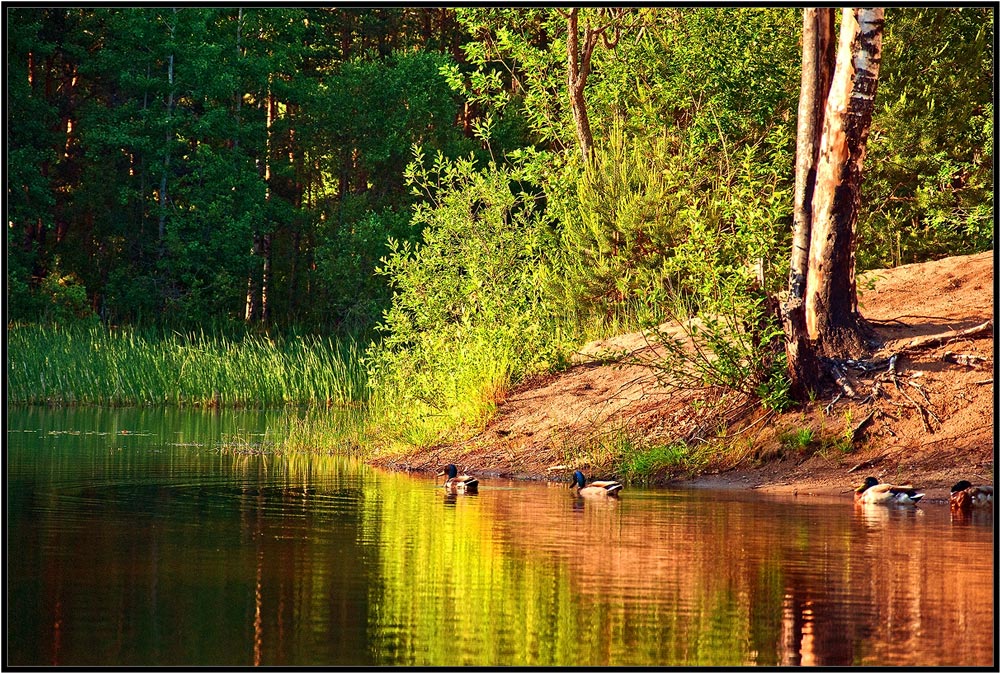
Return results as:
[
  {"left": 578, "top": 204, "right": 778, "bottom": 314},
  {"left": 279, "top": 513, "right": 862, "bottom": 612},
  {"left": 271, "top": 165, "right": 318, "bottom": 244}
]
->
[
  {"left": 26, "top": 259, "right": 100, "bottom": 326},
  {"left": 861, "top": 8, "right": 994, "bottom": 268},
  {"left": 366, "top": 150, "right": 569, "bottom": 445},
  {"left": 546, "top": 124, "right": 685, "bottom": 330}
]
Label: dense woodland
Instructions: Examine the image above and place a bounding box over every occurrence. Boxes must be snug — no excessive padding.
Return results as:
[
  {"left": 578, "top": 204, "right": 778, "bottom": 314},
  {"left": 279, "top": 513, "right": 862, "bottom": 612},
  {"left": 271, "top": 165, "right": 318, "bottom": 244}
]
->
[{"left": 6, "top": 8, "right": 994, "bottom": 433}]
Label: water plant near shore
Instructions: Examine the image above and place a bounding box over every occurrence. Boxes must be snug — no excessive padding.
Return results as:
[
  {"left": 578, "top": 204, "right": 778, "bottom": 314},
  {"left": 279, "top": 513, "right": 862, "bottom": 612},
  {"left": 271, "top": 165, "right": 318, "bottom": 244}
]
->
[{"left": 7, "top": 323, "right": 368, "bottom": 408}]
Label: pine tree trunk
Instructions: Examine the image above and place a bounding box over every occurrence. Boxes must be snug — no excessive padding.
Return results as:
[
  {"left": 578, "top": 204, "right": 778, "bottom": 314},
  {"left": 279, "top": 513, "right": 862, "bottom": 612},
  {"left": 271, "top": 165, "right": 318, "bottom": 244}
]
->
[
  {"left": 158, "top": 9, "right": 177, "bottom": 254},
  {"left": 248, "top": 84, "right": 278, "bottom": 324},
  {"left": 260, "top": 232, "right": 271, "bottom": 324},
  {"left": 245, "top": 235, "right": 259, "bottom": 322}
]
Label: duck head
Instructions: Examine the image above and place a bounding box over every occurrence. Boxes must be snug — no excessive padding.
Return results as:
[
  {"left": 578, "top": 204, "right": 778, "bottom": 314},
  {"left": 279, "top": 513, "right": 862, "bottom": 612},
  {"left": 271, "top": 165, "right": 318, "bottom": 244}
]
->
[
  {"left": 857, "top": 476, "right": 879, "bottom": 493},
  {"left": 438, "top": 464, "right": 458, "bottom": 480},
  {"left": 572, "top": 471, "right": 587, "bottom": 489},
  {"left": 951, "top": 480, "right": 973, "bottom": 493}
]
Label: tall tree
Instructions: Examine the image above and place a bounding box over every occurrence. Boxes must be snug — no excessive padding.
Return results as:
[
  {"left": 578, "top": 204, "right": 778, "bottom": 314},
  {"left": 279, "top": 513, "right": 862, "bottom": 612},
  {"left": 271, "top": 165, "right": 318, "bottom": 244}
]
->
[
  {"left": 784, "top": 8, "right": 885, "bottom": 398},
  {"left": 559, "top": 8, "right": 625, "bottom": 162},
  {"left": 783, "top": 8, "right": 836, "bottom": 398}
]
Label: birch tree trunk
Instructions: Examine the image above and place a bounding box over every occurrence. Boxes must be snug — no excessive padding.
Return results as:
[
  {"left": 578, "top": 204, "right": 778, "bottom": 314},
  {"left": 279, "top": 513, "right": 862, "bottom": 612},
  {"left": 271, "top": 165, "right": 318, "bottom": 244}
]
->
[
  {"left": 804, "top": 8, "right": 883, "bottom": 352},
  {"left": 784, "top": 8, "right": 884, "bottom": 398},
  {"left": 783, "top": 8, "right": 835, "bottom": 399}
]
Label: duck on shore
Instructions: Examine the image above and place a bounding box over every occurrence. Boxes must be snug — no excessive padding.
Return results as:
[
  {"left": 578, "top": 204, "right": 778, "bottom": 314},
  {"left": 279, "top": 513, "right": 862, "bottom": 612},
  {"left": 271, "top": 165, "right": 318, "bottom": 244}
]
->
[
  {"left": 571, "top": 471, "right": 623, "bottom": 497},
  {"left": 949, "top": 480, "right": 993, "bottom": 512},
  {"left": 854, "top": 476, "right": 923, "bottom": 505},
  {"left": 438, "top": 464, "right": 478, "bottom": 493}
]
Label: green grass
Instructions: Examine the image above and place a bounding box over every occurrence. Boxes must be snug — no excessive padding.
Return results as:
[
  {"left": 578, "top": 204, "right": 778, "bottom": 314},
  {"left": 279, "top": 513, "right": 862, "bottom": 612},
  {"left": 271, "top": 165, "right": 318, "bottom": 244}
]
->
[
  {"left": 364, "top": 340, "right": 520, "bottom": 452},
  {"left": 619, "top": 441, "right": 704, "bottom": 484},
  {"left": 7, "top": 323, "right": 368, "bottom": 408}
]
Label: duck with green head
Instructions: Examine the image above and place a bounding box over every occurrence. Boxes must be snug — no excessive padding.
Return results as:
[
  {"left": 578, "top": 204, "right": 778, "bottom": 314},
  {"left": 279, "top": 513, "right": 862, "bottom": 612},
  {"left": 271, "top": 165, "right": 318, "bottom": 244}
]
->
[
  {"left": 854, "top": 476, "right": 923, "bottom": 505},
  {"left": 571, "top": 471, "right": 623, "bottom": 497},
  {"left": 438, "top": 464, "right": 478, "bottom": 493},
  {"left": 949, "top": 480, "right": 993, "bottom": 512}
]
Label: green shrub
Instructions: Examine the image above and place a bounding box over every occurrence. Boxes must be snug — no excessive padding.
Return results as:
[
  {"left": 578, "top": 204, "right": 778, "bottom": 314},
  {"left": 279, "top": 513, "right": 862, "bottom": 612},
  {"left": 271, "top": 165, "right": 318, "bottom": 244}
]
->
[
  {"left": 861, "top": 8, "right": 994, "bottom": 268},
  {"left": 366, "top": 150, "right": 570, "bottom": 446},
  {"left": 547, "top": 124, "right": 687, "bottom": 329}
]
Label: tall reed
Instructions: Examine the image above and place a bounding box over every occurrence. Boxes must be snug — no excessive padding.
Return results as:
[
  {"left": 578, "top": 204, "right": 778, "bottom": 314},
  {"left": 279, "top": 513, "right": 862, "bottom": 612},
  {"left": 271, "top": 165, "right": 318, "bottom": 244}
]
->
[{"left": 7, "top": 324, "right": 368, "bottom": 408}]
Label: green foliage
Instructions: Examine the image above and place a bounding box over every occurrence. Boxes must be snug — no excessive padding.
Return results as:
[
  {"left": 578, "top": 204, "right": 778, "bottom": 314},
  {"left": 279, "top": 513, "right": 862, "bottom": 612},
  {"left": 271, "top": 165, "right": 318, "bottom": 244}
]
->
[
  {"left": 366, "top": 150, "right": 567, "bottom": 445},
  {"left": 7, "top": 324, "right": 367, "bottom": 407},
  {"left": 640, "top": 172, "right": 791, "bottom": 411},
  {"left": 313, "top": 208, "right": 414, "bottom": 335},
  {"left": 316, "top": 51, "right": 473, "bottom": 205},
  {"left": 779, "top": 427, "right": 814, "bottom": 454},
  {"left": 650, "top": 296, "right": 789, "bottom": 412},
  {"left": 619, "top": 441, "right": 702, "bottom": 484},
  {"left": 862, "top": 7, "right": 994, "bottom": 267},
  {"left": 547, "top": 124, "right": 684, "bottom": 328},
  {"left": 34, "top": 263, "right": 99, "bottom": 326},
  {"left": 451, "top": 8, "right": 570, "bottom": 148}
]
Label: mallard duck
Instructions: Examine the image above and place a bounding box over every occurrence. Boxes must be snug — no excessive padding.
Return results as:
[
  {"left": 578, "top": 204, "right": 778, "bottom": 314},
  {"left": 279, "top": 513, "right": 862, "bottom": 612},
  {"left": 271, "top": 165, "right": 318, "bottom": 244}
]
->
[
  {"left": 571, "top": 471, "right": 623, "bottom": 497},
  {"left": 438, "top": 464, "right": 478, "bottom": 493},
  {"left": 950, "top": 480, "right": 993, "bottom": 512},
  {"left": 854, "top": 476, "right": 923, "bottom": 505}
]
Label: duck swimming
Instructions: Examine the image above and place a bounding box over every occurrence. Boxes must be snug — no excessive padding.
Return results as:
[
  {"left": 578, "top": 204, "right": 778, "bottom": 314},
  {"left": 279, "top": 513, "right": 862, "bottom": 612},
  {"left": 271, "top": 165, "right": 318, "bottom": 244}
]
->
[
  {"left": 949, "top": 480, "right": 993, "bottom": 512},
  {"left": 438, "top": 464, "right": 478, "bottom": 493},
  {"left": 854, "top": 476, "right": 923, "bottom": 505},
  {"left": 571, "top": 471, "right": 623, "bottom": 497}
]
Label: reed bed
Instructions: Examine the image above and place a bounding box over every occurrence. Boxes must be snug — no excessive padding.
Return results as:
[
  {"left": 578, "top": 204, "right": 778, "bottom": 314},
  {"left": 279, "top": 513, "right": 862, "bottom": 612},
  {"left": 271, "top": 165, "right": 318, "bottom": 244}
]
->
[{"left": 7, "top": 324, "right": 368, "bottom": 408}]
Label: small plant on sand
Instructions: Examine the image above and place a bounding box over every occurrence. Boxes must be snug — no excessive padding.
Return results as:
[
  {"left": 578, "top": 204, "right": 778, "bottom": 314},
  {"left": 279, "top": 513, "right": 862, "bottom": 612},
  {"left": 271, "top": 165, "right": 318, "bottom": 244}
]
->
[
  {"left": 620, "top": 441, "right": 702, "bottom": 484},
  {"left": 779, "top": 427, "right": 815, "bottom": 455}
]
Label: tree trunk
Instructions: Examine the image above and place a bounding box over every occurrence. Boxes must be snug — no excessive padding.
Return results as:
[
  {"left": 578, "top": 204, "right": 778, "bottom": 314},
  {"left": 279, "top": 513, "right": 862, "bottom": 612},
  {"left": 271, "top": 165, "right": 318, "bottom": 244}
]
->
[
  {"left": 804, "top": 8, "right": 883, "bottom": 354},
  {"left": 784, "top": 8, "right": 884, "bottom": 398},
  {"left": 247, "top": 82, "right": 276, "bottom": 324},
  {"left": 234, "top": 8, "right": 243, "bottom": 151},
  {"left": 565, "top": 9, "right": 596, "bottom": 163},
  {"left": 158, "top": 9, "right": 177, "bottom": 255},
  {"left": 565, "top": 9, "right": 624, "bottom": 164},
  {"left": 340, "top": 10, "right": 352, "bottom": 60},
  {"left": 260, "top": 232, "right": 271, "bottom": 324},
  {"left": 783, "top": 8, "right": 835, "bottom": 399},
  {"left": 245, "top": 235, "right": 260, "bottom": 322}
]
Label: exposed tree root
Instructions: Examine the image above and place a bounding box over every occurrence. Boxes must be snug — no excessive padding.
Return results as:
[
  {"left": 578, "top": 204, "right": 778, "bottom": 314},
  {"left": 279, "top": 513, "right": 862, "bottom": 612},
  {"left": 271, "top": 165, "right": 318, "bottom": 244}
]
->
[
  {"left": 813, "top": 319, "right": 993, "bottom": 444},
  {"left": 899, "top": 319, "right": 993, "bottom": 352}
]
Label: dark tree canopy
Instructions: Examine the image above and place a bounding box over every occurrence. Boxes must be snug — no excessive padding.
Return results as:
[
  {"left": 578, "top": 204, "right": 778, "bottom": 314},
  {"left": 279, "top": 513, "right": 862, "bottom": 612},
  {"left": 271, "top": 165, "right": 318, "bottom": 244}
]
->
[{"left": 6, "top": 7, "right": 992, "bottom": 343}]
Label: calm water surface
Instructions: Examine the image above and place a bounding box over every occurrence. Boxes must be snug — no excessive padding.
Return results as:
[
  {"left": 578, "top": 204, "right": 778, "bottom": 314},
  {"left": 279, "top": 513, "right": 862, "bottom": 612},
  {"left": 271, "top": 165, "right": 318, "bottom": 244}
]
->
[{"left": 6, "top": 407, "right": 994, "bottom": 667}]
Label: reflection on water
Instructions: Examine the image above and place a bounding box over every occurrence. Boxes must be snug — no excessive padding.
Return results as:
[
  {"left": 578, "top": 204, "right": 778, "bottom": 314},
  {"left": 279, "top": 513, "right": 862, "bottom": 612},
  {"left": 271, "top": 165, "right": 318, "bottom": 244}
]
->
[{"left": 6, "top": 408, "right": 994, "bottom": 667}]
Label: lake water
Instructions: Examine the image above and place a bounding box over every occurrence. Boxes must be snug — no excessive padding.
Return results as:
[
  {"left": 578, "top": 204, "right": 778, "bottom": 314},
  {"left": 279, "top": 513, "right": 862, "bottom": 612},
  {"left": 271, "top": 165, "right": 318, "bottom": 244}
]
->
[{"left": 6, "top": 407, "right": 994, "bottom": 667}]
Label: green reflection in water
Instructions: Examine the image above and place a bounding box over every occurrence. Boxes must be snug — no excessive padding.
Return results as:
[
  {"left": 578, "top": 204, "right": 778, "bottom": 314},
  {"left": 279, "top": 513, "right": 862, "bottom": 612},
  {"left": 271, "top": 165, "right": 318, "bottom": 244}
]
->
[
  {"left": 6, "top": 408, "right": 994, "bottom": 667},
  {"left": 358, "top": 478, "right": 790, "bottom": 667}
]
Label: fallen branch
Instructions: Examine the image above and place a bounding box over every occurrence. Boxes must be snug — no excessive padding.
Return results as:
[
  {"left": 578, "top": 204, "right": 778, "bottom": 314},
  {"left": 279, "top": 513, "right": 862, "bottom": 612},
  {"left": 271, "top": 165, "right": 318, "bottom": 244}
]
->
[
  {"left": 901, "top": 319, "right": 993, "bottom": 352},
  {"left": 942, "top": 351, "right": 988, "bottom": 368}
]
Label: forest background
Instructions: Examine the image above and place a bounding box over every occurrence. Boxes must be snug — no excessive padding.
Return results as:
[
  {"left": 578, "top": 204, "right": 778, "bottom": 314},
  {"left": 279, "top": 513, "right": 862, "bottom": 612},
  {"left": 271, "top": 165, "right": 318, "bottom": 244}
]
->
[{"left": 6, "top": 7, "right": 993, "bottom": 455}]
